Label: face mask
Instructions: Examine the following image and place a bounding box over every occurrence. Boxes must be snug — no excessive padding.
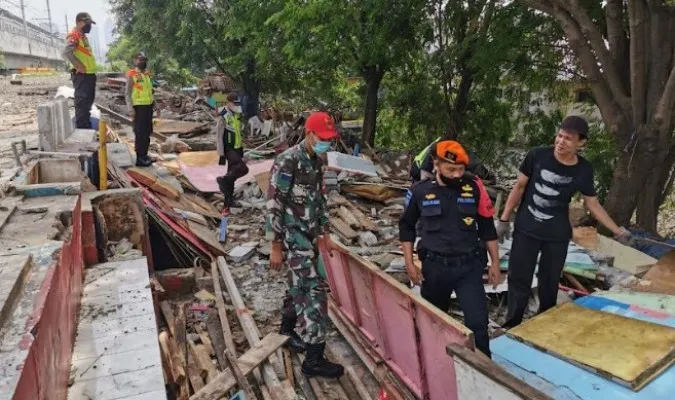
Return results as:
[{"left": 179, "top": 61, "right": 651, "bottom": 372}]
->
[
  {"left": 137, "top": 61, "right": 147, "bottom": 70},
  {"left": 312, "top": 139, "right": 331, "bottom": 154},
  {"left": 230, "top": 106, "right": 242, "bottom": 114},
  {"left": 440, "top": 175, "right": 462, "bottom": 188},
  {"left": 82, "top": 24, "right": 92, "bottom": 34}
]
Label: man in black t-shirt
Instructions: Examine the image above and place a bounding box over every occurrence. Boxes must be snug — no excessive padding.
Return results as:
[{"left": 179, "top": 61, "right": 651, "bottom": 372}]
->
[{"left": 497, "top": 116, "right": 633, "bottom": 328}]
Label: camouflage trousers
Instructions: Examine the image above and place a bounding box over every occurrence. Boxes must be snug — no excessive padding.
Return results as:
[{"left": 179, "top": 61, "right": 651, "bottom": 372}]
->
[{"left": 281, "top": 252, "right": 328, "bottom": 345}]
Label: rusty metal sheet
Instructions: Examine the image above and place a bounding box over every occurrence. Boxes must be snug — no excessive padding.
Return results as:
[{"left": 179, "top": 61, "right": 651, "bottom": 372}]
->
[{"left": 507, "top": 302, "right": 675, "bottom": 390}]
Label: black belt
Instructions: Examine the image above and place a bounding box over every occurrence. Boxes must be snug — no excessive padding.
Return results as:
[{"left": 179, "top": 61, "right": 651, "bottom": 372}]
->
[{"left": 421, "top": 248, "right": 478, "bottom": 266}]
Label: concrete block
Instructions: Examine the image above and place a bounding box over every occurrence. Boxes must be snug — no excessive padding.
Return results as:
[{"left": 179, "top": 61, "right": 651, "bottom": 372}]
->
[
  {"left": 37, "top": 103, "right": 55, "bottom": 151},
  {"left": 53, "top": 100, "right": 65, "bottom": 146},
  {"left": 107, "top": 142, "right": 134, "bottom": 168},
  {"left": 228, "top": 242, "right": 257, "bottom": 263},
  {"left": 65, "top": 129, "right": 96, "bottom": 144},
  {"left": 59, "top": 98, "right": 73, "bottom": 137}
]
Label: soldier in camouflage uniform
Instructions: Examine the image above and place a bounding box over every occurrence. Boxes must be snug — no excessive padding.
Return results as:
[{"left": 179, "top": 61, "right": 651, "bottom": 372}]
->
[{"left": 265, "top": 111, "right": 344, "bottom": 378}]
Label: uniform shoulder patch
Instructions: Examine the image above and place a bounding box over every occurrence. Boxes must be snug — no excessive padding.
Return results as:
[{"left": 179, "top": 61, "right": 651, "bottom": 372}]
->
[
  {"left": 461, "top": 184, "right": 473, "bottom": 191},
  {"left": 424, "top": 193, "right": 436, "bottom": 200},
  {"left": 460, "top": 192, "right": 473, "bottom": 198},
  {"left": 462, "top": 217, "right": 475, "bottom": 225}
]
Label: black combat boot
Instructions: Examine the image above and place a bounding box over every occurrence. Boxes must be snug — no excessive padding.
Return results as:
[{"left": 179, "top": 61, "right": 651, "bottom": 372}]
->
[
  {"left": 216, "top": 176, "right": 235, "bottom": 207},
  {"left": 301, "top": 343, "right": 344, "bottom": 378},
  {"left": 279, "top": 316, "right": 306, "bottom": 353}
]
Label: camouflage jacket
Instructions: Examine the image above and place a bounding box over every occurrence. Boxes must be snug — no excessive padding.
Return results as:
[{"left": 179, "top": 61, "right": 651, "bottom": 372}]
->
[{"left": 265, "top": 141, "right": 329, "bottom": 247}]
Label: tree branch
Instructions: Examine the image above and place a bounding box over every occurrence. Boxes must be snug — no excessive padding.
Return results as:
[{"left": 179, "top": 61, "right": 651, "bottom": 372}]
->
[
  {"left": 557, "top": 0, "right": 630, "bottom": 110},
  {"left": 604, "top": 0, "right": 627, "bottom": 78},
  {"left": 653, "top": 52, "right": 675, "bottom": 135},
  {"left": 535, "top": 2, "right": 623, "bottom": 130},
  {"left": 628, "top": 0, "right": 649, "bottom": 127}
]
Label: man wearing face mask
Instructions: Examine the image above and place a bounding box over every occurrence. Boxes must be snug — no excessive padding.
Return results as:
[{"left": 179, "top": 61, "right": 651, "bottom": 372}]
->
[
  {"left": 399, "top": 140, "right": 501, "bottom": 358},
  {"left": 62, "top": 12, "right": 97, "bottom": 129},
  {"left": 265, "top": 111, "right": 344, "bottom": 378},
  {"left": 216, "top": 93, "right": 249, "bottom": 215},
  {"left": 125, "top": 52, "right": 157, "bottom": 167}
]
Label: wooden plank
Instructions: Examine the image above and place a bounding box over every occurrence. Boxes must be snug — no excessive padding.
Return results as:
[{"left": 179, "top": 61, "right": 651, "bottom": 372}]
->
[
  {"left": 187, "top": 352, "right": 206, "bottom": 393},
  {"left": 630, "top": 250, "right": 675, "bottom": 295},
  {"left": 347, "top": 203, "right": 379, "bottom": 232},
  {"left": 217, "top": 257, "right": 289, "bottom": 400},
  {"left": 195, "top": 325, "right": 216, "bottom": 357},
  {"left": 282, "top": 349, "right": 294, "bottom": 389},
  {"left": 325, "top": 342, "right": 374, "bottom": 400},
  {"left": 507, "top": 302, "right": 675, "bottom": 390},
  {"left": 446, "top": 344, "right": 551, "bottom": 400},
  {"left": 210, "top": 262, "right": 237, "bottom": 356},
  {"left": 206, "top": 310, "right": 229, "bottom": 370},
  {"left": 290, "top": 353, "right": 318, "bottom": 400},
  {"left": 596, "top": 234, "right": 656, "bottom": 274},
  {"left": 190, "top": 333, "right": 289, "bottom": 400},
  {"left": 225, "top": 348, "right": 258, "bottom": 400},
  {"left": 330, "top": 218, "right": 358, "bottom": 240},
  {"left": 160, "top": 301, "right": 189, "bottom": 396},
  {"left": 159, "top": 330, "right": 186, "bottom": 385},
  {"left": 189, "top": 339, "right": 218, "bottom": 382},
  {"left": 338, "top": 206, "right": 360, "bottom": 229}
]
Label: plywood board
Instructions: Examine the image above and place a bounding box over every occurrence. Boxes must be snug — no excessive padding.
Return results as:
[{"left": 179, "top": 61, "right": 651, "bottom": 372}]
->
[
  {"left": 597, "top": 235, "right": 656, "bottom": 274},
  {"left": 154, "top": 119, "right": 207, "bottom": 135},
  {"left": 507, "top": 302, "right": 675, "bottom": 390},
  {"left": 179, "top": 159, "right": 273, "bottom": 193},
  {"left": 630, "top": 250, "right": 675, "bottom": 296}
]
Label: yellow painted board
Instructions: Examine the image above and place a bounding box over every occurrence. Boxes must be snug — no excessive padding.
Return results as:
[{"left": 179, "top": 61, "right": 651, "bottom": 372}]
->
[{"left": 507, "top": 302, "right": 675, "bottom": 391}]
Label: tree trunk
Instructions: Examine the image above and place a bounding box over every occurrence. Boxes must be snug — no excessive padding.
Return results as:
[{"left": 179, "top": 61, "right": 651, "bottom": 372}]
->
[
  {"left": 604, "top": 127, "right": 664, "bottom": 229},
  {"left": 362, "top": 66, "right": 384, "bottom": 146},
  {"left": 635, "top": 147, "right": 675, "bottom": 233},
  {"left": 240, "top": 57, "right": 260, "bottom": 120}
]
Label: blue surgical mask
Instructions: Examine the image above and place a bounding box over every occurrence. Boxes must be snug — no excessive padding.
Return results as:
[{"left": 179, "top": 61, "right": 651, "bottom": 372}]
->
[{"left": 313, "top": 140, "right": 331, "bottom": 154}]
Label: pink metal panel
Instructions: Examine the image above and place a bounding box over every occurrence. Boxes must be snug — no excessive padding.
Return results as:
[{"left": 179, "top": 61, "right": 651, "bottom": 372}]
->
[
  {"left": 323, "top": 252, "right": 356, "bottom": 322},
  {"left": 179, "top": 159, "right": 274, "bottom": 193},
  {"left": 320, "top": 242, "right": 475, "bottom": 400},
  {"left": 346, "top": 260, "right": 384, "bottom": 345},
  {"left": 373, "top": 276, "right": 423, "bottom": 397},
  {"left": 416, "top": 304, "right": 474, "bottom": 400}
]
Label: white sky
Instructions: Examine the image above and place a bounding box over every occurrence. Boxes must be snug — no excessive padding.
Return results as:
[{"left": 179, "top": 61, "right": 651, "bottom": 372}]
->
[{"left": 1, "top": 0, "right": 111, "bottom": 34}]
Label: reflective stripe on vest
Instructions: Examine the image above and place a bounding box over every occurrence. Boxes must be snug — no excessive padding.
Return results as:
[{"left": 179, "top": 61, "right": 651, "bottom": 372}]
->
[
  {"left": 129, "top": 71, "right": 154, "bottom": 106},
  {"left": 68, "top": 31, "right": 97, "bottom": 74},
  {"left": 413, "top": 137, "right": 442, "bottom": 167},
  {"left": 226, "top": 113, "right": 243, "bottom": 149}
]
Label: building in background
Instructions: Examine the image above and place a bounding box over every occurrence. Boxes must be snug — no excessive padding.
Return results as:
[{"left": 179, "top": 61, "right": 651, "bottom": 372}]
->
[{"left": 88, "top": 24, "right": 103, "bottom": 63}]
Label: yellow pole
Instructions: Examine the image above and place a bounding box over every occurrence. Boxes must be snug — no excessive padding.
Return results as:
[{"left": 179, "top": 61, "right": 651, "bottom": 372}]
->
[{"left": 98, "top": 119, "right": 108, "bottom": 190}]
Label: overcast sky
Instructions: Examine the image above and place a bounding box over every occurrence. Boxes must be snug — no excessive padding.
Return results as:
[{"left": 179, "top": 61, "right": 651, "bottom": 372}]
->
[{"left": 3, "top": 0, "right": 112, "bottom": 34}]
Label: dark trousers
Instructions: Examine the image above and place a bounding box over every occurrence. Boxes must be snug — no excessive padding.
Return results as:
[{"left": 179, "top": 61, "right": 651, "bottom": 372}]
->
[
  {"left": 219, "top": 148, "right": 249, "bottom": 203},
  {"left": 133, "top": 105, "right": 154, "bottom": 158},
  {"left": 73, "top": 73, "right": 96, "bottom": 129},
  {"left": 421, "top": 253, "right": 490, "bottom": 357},
  {"left": 504, "top": 232, "right": 569, "bottom": 328}
]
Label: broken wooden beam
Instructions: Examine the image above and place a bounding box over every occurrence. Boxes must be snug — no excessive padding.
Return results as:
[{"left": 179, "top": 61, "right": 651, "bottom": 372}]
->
[
  {"left": 338, "top": 206, "right": 360, "bottom": 229},
  {"left": 189, "top": 339, "right": 218, "bottom": 382},
  {"left": 190, "top": 333, "right": 290, "bottom": 400},
  {"left": 195, "top": 325, "right": 216, "bottom": 357},
  {"left": 206, "top": 310, "right": 229, "bottom": 370},
  {"left": 330, "top": 218, "right": 358, "bottom": 240},
  {"left": 225, "top": 349, "right": 258, "bottom": 400},
  {"left": 217, "top": 257, "right": 290, "bottom": 400},
  {"left": 159, "top": 330, "right": 187, "bottom": 385},
  {"left": 210, "top": 262, "right": 237, "bottom": 355},
  {"left": 291, "top": 353, "right": 318, "bottom": 400},
  {"left": 187, "top": 352, "right": 206, "bottom": 393},
  {"left": 347, "top": 203, "right": 380, "bottom": 232}
]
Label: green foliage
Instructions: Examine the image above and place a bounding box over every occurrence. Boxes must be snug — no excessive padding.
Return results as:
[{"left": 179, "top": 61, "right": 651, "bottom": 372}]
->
[
  {"left": 0, "top": 50, "right": 5, "bottom": 70},
  {"left": 583, "top": 125, "right": 617, "bottom": 203}
]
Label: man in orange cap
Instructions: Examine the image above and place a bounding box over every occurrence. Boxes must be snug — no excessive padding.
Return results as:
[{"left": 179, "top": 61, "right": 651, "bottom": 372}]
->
[
  {"left": 265, "top": 111, "right": 344, "bottom": 378},
  {"left": 399, "top": 140, "right": 501, "bottom": 357}
]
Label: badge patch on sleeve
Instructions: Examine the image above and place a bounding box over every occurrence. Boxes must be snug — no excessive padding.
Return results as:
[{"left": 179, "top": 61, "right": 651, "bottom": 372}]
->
[{"left": 462, "top": 217, "right": 475, "bottom": 225}]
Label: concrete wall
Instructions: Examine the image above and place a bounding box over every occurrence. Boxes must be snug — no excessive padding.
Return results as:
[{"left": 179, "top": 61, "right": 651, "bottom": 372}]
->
[{"left": 0, "top": 10, "right": 63, "bottom": 69}]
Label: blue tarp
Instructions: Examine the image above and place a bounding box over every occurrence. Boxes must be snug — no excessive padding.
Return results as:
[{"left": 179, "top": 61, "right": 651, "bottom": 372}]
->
[{"left": 630, "top": 230, "right": 675, "bottom": 259}]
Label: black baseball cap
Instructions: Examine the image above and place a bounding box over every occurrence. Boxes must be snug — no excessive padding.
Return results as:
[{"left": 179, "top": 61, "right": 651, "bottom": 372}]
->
[
  {"left": 561, "top": 115, "right": 589, "bottom": 139},
  {"left": 76, "top": 12, "right": 96, "bottom": 24}
]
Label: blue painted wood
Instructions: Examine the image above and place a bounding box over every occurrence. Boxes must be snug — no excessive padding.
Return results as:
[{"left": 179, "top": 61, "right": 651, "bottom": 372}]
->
[
  {"left": 491, "top": 336, "right": 675, "bottom": 400},
  {"left": 491, "top": 295, "right": 675, "bottom": 399}
]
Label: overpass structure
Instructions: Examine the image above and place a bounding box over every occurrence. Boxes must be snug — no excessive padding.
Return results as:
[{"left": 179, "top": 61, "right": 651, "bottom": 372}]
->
[{"left": 0, "top": 8, "right": 64, "bottom": 71}]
